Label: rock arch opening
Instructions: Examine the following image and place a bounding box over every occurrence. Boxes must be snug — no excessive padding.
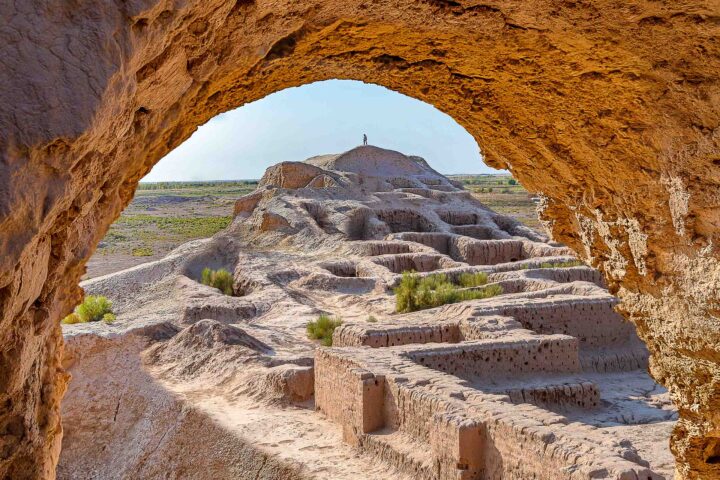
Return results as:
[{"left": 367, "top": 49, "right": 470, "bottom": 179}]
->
[{"left": 1, "top": 2, "right": 719, "bottom": 479}]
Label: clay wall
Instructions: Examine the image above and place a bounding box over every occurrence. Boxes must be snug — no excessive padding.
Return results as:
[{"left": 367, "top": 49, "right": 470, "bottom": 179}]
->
[
  {"left": 390, "top": 232, "right": 453, "bottom": 254},
  {"left": 374, "top": 209, "right": 438, "bottom": 233},
  {"left": 496, "top": 298, "right": 636, "bottom": 348},
  {"left": 333, "top": 323, "right": 460, "bottom": 348},
  {"left": 451, "top": 225, "right": 508, "bottom": 240},
  {"left": 404, "top": 335, "right": 580, "bottom": 380},
  {"left": 451, "top": 239, "right": 525, "bottom": 265},
  {"left": 503, "top": 381, "right": 600, "bottom": 410},
  {"left": 370, "top": 253, "right": 459, "bottom": 274},
  {"left": 314, "top": 350, "right": 385, "bottom": 443}
]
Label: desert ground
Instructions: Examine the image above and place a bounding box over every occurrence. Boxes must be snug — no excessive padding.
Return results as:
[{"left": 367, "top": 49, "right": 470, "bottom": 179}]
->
[
  {"left": 61, "top": 147, "right": 676, "bottom": 479},
  {"left": 84, "top": 181, "right": 256, "bottom": 279}
]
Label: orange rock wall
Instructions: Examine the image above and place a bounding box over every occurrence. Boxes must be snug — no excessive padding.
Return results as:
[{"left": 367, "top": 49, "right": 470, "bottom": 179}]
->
[{"left": 0, "top": 0, "right": 719, "bottom": 478}]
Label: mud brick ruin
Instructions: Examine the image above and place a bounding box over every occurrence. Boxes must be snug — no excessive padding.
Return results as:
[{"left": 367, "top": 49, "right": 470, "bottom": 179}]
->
[{"left": 57, "top": 147, "right": 676, "bottom": 479}]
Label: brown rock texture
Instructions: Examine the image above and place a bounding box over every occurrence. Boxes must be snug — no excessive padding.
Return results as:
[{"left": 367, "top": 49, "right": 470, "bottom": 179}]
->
[
  {"left": 0, "top": 0, "right": 718, "bottom": 478},
  {"left": 259, "top": 161, "right": 330, "bottom": 189}
]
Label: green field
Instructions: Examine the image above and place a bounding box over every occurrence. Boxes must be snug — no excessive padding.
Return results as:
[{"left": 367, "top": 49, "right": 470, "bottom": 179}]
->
[
  {"left": 86, "top": 181, "right": 251, "bottom": 278},
  {"left": 448, "top": 174, "right": 540, "bottom": 230},
  {"left": 135, "top": 180, "right": 258, "bottom": 197}
]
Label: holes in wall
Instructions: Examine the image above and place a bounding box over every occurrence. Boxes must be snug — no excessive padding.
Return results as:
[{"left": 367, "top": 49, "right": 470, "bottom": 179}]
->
[
  {"left": 375, "top": 209, "right": 437, "bottom": 233},
  {"left": 320, "top": 261, "right": 358, "bottom": 278},
  {"left": 372, "top": 253, "right": 448, "bottom": 274},
  {"left": 437, "top": 210, "right": 480, "bottom": 226}
]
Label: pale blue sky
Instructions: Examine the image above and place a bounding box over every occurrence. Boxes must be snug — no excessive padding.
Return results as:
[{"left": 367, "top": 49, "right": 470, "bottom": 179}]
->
[{"left": 142, "top": 80, "right": 499, "bottom": 182}]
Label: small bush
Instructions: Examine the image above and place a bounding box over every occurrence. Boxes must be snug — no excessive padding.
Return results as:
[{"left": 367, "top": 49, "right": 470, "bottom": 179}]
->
[
  {"left": 201, "top": 267, "right": 234, "bottom": 295},
  {"left": 521, "top": 260, "right": 584, "bottom": 269},
  {"left": 307, "top": 314, "right": 342, "bottom": 346},
  {"left": 508, "top": 179, "right": 517, "bottom": 185},
  {"left": 62, "top": 295, "right": 115, "bottom": 324},
  {"left": 367, "top": 315, "right": 378, "bottom": 323},
  {"left": 540, "top": 260, "right": 584, "bottom": 268},
  {"left": 457, "top": 272, "right": 488, "bottom": 288},
  {"left": 395, "top": 272, "right": 503, "bottom": 313},
  {"left": 131, "top": 246, "right": 154, "bottom": 256},
  {"left": 61, "top": 313, "right": 81, "bottom": 325}
]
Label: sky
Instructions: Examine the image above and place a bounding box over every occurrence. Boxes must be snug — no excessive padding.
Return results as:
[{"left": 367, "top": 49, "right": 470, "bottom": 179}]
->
[{"left": 142, "top": 80, "right": 499, "bottom": 182}]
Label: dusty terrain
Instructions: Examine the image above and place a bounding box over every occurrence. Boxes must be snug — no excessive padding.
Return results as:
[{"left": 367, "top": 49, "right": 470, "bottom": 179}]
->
[
  {"left": 83, "top": 182, "right": 255, "bottom": 279},
  {"left": 60, "top": 147, "right": 676, "bottom": 479},
  {"left": 85, "top": 176, "right": 532, "bottom": 280}
]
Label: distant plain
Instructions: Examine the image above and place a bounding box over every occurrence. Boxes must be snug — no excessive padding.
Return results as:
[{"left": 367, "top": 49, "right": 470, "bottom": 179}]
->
[{"left": 85, "top": 175, "right": 538, "bottom": 279}]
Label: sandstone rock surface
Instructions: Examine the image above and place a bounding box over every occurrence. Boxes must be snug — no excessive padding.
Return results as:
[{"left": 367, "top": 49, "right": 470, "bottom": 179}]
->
[{"left": 0, "top": 1, "right": 719, "bottom": 478}]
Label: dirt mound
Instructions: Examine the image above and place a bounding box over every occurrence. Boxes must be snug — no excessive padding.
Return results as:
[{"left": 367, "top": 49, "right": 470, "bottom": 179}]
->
[
  {"left": 147, "top": 319, "right": 269, "bottom": 360},
  {"left": 171, "top": 319, "right": 270, "bottom": 350},
  {"left": 305, "top": 146, "right": 454, "bottom": 188},
  {"left": 259, "top": 161, "right": 331, "bottom": 189}
]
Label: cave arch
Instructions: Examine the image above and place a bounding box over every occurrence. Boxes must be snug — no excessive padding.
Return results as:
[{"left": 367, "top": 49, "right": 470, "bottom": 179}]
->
[{"left": 1, "top": 1, "right": 719, "bottom": 479}]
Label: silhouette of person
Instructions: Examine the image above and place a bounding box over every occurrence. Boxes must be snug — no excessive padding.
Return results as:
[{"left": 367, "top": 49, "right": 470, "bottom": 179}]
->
[{"left": 363, "top": 134, "right": 368, "bottom": 146}]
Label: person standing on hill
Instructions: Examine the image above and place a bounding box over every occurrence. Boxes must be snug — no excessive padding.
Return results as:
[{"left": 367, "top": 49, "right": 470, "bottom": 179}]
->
[{"left": 363, "top": 134, "right": 368, "bottom": 146}]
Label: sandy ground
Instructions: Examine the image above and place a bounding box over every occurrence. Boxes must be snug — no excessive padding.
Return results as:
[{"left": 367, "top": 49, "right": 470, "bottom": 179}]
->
[
  {"left": 85, "top": 195, "right": 235, "bottom": 279},
  {"left": 187, "top": 394, "right": 415, "bottom": 480}
]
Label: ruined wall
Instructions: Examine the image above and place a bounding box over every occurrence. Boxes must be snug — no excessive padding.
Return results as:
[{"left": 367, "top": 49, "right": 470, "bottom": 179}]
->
[
  {"left": 0, "top": 0, "right": 719, "bottom": 478},
  {"left": 406, "top": 336, "right": 581, "bottom": 379},
  {"left": 496, "top": 298, "right": 636, "bottom": 347},
  {"left": 317, "top": 346, "right": 656, "bottom": 479}
]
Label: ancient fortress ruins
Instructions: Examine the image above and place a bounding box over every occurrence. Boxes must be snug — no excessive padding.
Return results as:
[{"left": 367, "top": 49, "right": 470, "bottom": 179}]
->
[{"left": 59, "top": 147, "right": 675, "bottom": 479}]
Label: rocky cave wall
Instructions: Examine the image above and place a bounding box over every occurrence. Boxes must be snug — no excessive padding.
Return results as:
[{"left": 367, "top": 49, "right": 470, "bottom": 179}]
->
[{"left": 0, "top": 0, "right": 719, "bottom": 478}]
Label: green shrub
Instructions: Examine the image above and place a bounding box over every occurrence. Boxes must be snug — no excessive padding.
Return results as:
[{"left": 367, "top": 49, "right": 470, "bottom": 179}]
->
[
  {"left": 307, "top": 314, "right": 343, "bottom": 346},
  {"left": 457, "top": 272, "right": 489, "bottom": 288},
  {"left": 131, "top": 246, "right": 154, "bottom": 256},
  {"left": 62, "top": 295, "right": 115, "bottom": 324},
  {"left": 61, "top": 313, "right": 81, "bottom": 325},
  {"left": 521, "top": 260, "right": 584, "bottom": 269},
  {"left": 508, "top": 179, "right": 517, "bottom": 185},
  {"left": 540, "top": 260, "right": 584, "bottom": 268},
  {"left": 395, "top": 272, "right": 503, "bottom": 313},
  {"left": 201, "top": 267, "right": 234, "bottom": 295},
  {"left": 367, "top": 315, "right": 378, "bottom": 323}
]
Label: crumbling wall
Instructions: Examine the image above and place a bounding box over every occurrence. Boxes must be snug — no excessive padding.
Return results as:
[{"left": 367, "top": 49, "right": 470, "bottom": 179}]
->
[
  {"left": 406, "top": 335, "right": 580, "bottom": 380},
  {"left": 317, "top": 346, "right": 659, "bottom": 479},
  {"left": 451, "top": 239, "right": 525, "bottom": 265},
  {"left": 495, "top": 298, "right": 636, "bottom": 348}
]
